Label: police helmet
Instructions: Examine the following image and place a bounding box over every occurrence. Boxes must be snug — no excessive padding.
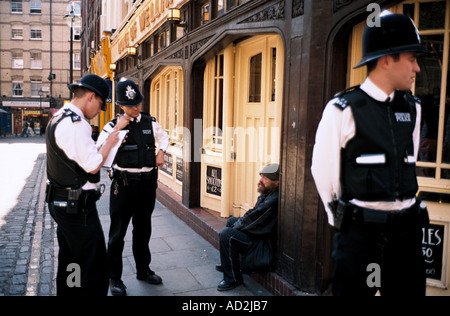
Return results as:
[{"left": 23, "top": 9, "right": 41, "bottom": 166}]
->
[
  {"left": 260, "top": 164, "right": 280, "bottom": 181},
  {"left": 68, "top": 74, "right": 110, "bottom": 111},
  {"left": 115, "top": 78, "right": 144, "bottom": 107},
  {"left": 354, "top": 12, "right": 428, "bottom": 69}
]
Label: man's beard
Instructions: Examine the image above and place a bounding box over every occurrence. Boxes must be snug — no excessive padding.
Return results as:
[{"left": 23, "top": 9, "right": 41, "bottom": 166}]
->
[{"left": 257, "top": 181, "right": 277, "bottom": 195}]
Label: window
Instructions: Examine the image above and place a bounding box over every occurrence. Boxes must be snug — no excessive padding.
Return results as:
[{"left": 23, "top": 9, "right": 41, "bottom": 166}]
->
[
  {"left": 403, "top": 0, "right": 450, "bottom": 187},
  {"left": 203, "top": 54, "right": 224, "bottom": 153},
  {"left": 30, "top": 52, "right": 42, "bottom": 69},
  {"left": 11, "top": 0, "right": 22, "bottom": 13},
  {"left": 249, "top": 53, "right": 262, "bottom": 103},
  {"left": 12, "top": 81, "right": 23, "bottom": 97},
  {"left": 11, "top": 51, "right": 23, "bottom": 69},
  {"left": 11, "top": 27, "right": 23, "bottom": 40},
  {"left": 151, "top": 67, "right": 184, "bottom": 143},
  {"left": 30, "top": 27, "right": 42, "bottom": 40},
  {"left": 73, "top": 53, "right": 81, "bottom": 70},
  {"left": 30, "top": 79, "right": 42, "bottom": 97},
  {"left": 73, "top": 26, "right": 81, "bottom": 41},
  {"left": 30, "top": 1, "right": 42, "bottom": 14}
]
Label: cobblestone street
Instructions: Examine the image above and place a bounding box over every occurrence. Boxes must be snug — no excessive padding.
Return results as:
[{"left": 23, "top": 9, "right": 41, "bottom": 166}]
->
[{"left": 0, "top": 136, "right": 55, "bottom": 296}]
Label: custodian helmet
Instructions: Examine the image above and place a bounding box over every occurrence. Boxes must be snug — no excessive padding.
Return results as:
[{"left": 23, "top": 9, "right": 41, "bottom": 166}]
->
[
  {"left": 68, "top": 74, "right": 110, "bottom": 111},
  {"left": 354, "top": 12, "right": 428, "bottom": 68},
  {"left": 115, "top": 78, "right": 144, "bottom": 106}
]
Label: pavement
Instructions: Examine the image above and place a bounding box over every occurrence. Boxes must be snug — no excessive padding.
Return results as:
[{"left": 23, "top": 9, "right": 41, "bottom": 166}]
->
[{"left": 0, "top": 135, "right": 271, "bottom": 296}]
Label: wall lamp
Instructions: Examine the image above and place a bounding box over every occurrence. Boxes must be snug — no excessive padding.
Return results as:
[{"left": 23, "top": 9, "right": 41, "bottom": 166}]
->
[
  {"left": 168, "top": 8, "right": 187, "bottom": 27},
  {"left": 127, "top": 46, "right": 137, "bottom": 55},
  {"left": 110, "top": 63, "right": 117, "bottom": 71}
]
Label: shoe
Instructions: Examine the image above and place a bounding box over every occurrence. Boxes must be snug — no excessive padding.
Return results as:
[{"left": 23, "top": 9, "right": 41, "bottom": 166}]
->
[
  {"left": 215, "top": 264, "right": 223, "bottom": 272},
  {"left": 136, "top": 270, "right": 163, "bottom": 284},
  {"left": 110, "top": 279, "right": 127, "bottom": 296},
  {"left": 217, "top": 279, "right": 243, "bottom": 291}
]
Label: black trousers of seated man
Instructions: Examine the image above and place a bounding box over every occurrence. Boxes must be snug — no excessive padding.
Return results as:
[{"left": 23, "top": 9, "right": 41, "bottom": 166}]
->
[
  {"left": 49, "top": 194, "right": 108, "bottom": 296},
  {"left": 107, "top": 170, "right": 158, "bottom": 281},
  {"left": 219, "top": 217, "right": 252, "bottom": 283}
]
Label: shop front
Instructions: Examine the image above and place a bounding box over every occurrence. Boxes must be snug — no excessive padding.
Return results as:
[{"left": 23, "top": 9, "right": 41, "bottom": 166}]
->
[{"left": 106, "top": 0, "right": 450, "bottom": 295}]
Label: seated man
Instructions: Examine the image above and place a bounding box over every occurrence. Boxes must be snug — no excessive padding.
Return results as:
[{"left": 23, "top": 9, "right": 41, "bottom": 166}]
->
[{"left": 217, "top": 164, "right": 279, "bottom": 291}]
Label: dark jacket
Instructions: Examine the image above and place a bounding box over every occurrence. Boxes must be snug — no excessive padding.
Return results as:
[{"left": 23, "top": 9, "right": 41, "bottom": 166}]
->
[{"left": 232, "top": 189, "right": 279, "bottom": 237}]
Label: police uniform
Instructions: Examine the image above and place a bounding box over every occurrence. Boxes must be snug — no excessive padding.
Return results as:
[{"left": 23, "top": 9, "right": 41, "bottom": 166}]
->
[
  {"left": 101, "top": 78, "right": 169, "bottom": 296},
  {"left": 46, "top": 74, "right": 110, "bottom": 296},
  {"left": 311, "top": 13, "right": 429, "bottom": 296}
]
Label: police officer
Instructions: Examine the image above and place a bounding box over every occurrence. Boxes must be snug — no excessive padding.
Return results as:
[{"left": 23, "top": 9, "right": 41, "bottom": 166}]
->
[
  {"left": 312, "top": 12, "right": 429, "bottom": 296},
  {"left": 101, "top": 78, "right": 169, "bottom": 296},
  {"left": 46, "top": 74, "right": 129, "bottom": 296}
]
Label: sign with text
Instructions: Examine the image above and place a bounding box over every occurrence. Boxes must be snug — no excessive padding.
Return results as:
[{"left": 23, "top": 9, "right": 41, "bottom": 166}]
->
[
  {"left": 422, "top": 224, "right": 445, "bottom": 281},
  {"left": 206, "top": 166, "right": 221, "bottom": 197}
]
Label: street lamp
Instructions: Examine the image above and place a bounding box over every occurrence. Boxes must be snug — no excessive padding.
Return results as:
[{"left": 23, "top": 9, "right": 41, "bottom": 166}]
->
[{"left": 63, "top": 4, "right": 81, "bottom": 91}]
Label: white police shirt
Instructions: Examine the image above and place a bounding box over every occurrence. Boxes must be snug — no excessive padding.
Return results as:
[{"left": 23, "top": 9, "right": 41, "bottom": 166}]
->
[
  {"left": 99, "top": 113, "right": 169, "bottom": 173},
  {"left": 54, "top": 103, "right": 103, "bottom": 190},
  {"left": 311, "top": 78, "right": 422, "bottom": 226}
]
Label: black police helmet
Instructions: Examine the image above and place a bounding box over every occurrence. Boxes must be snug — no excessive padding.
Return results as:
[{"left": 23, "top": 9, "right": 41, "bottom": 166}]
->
[
  {"left": 115, "top": 78, "right": 144, "bottom": 107},
  {"left": 354, "top": 12, "right": 428, "bottom": 69},
  {"left": 68, "top": 74, "right": 110, "bottom": 111}
]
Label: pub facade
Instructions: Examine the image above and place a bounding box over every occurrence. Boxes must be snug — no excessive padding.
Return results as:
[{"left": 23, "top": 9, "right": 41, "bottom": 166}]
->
[{"left": 87, "top": 0, "right": 450, "bottom": 295}]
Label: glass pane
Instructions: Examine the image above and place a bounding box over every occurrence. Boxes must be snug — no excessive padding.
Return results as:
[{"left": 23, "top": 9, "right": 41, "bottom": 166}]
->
[
  {"left": 419, "top": 2, "right": 446, "bottom": 30},
  {"left": 442, "top": 168, "right": 450, "bottom": 180},
  {"left": 403, "top": 3, "right": 415, "bottom": 20},
  {"left": 416, "top": 35, "right": 443, "bottom": 165},
  {"left": 249, "top": 53, "right": 262, "bottom": 103},
  {"left": 271, "top": 48, "right": 276, "bottom": 102},
  {"left": 416, "top": 166, "right": 436, "bottom": 178}
]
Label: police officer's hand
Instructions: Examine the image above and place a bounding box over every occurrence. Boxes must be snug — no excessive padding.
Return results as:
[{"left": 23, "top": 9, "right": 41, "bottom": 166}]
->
[
  {"left": 156, "top": 150, "right": 165, "bottom": 167},
  {"left": 115, "top": 115, "right": 131, "bottom": 131}
]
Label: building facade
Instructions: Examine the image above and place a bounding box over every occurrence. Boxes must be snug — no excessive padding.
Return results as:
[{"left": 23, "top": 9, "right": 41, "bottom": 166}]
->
[
  {"left": 85, "top": 0, "right": 450, "bottom": 295},
  {"left": 0, "top": 0, "right": 82, "bottom": 136}
]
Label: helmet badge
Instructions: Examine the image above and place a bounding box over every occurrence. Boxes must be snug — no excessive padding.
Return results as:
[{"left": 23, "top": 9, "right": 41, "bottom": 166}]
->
[{"left": 125, "top": 85, "right": 136, "bottom": 100}]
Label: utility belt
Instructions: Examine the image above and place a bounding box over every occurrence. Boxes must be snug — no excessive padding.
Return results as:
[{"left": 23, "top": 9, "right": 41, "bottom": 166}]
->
[
  {"left": 45, "top": 182, "right": 105, "bottom": 215},
  {"left": 109, "top": 168, "right": 156, "bottom": 186},
  {"left": 329, "top": 199, "right": 430, "bottom": 232}
]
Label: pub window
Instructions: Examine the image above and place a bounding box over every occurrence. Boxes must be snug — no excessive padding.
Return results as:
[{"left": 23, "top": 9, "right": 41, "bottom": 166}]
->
[
  {"left": 204, "top": 53, "right": 224, "bottom": 153},
  {"left": 249, "top": 53, "right": 262, "bottom": 103},
  {"left": 270, "top": 48, "right": 277, "bottom": 102},
  {"left": 151, "top": 68, "right": 183, "bottom": 143},
  {"left": 11, "top": 0, "right": 22, "bottom": 13}
]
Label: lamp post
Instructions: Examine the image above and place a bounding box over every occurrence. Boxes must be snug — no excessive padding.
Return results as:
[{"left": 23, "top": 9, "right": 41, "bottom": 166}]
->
[{"left": 63, "top": 4, "right": 81, "bottom": 92}]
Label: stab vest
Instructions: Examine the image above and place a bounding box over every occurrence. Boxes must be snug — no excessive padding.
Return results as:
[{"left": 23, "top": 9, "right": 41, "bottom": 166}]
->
[
  {"left": 335, "top": 87, "right": 419, "bottom": 202},
  {"left": 113, "top": 113, "right": 156, "bottom": 168},
  {"left": 46, "top": 108, "right": 100, "bottom": 188}
]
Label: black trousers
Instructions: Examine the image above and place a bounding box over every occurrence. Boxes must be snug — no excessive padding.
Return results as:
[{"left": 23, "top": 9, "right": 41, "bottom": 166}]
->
[
  {"left": 107, "top": 170, "right": 157, "bottom": 281},
  {"left": 49, "top": 197, "right": 108, "bottom": 296},
  {"left": 219, "top": 217, "right": 251, "bottom": 283},
  {"left": 332, "top": 207, "right": 426, "bottom": 296}
]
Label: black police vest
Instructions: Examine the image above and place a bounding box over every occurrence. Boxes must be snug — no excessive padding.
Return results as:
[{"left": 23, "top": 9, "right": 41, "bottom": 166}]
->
[
  {"left": 113, "top": 114, "right": 156, "bottom": 168},
  {"left": 46, "top": 108, "right": 100, "bottom": 188},
  {"left": 336, "top": 88, "right": 419, "bottom": 202}
]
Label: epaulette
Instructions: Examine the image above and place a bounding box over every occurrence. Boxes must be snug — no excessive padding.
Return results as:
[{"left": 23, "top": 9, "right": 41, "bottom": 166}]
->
[
  {"left": 406, "top": 91, "right": 421, "bottom": 104},
  {"left": 333, "top": 85, "right": 360, "bottom": 98},
  {"left": 333, "top": 85, "right": 360, "bottom": 111},
  {"left": 151, "top": 116, "right": 156, "bottom": 122},
  {"left": 63, "top": 109, "right": 82, "bottom": 123}
]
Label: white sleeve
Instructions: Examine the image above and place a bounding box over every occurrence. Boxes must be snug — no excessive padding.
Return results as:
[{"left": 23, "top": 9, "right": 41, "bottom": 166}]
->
[
  {"left": 413, "top": 102, "right": 422, "bottom": 160},
  {"left": 311, "top": 99, "right": 355, "bottom": 226},
  {"left": 55, "top": 119, "right": 103, "bottom": 173},
  {"left": 152, "top": 120, "right": 169, "bottom": 151}
]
